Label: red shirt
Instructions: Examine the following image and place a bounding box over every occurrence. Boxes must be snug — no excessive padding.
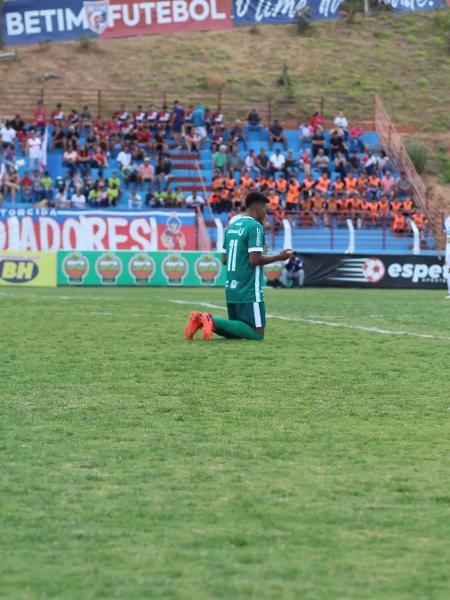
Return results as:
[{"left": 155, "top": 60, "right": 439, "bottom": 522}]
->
[{"left": 35, "top": 107, "right": 46, "bottom": 125}]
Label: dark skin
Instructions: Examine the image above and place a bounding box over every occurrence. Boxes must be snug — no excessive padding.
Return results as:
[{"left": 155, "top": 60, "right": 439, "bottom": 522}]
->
[{"left": 221, "top": 201, "right": 293, "bottom": 334}]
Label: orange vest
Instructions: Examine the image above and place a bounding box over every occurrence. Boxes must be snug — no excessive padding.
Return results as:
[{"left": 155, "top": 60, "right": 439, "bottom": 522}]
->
[
  {"left": 333, "top": 180, "right": 345, "bottom": 194},
  {"left": 268, "top": 194, "right": 280, "bottom": 210},
  {"left": 391, "top": 200, "right": 402, "bottom": 213},
  {"left": 316, "top": 176, "right": 330, "bottom": 193},
  {"left": 241, "top": 176, "right": 253, "bottom": 189},
  {"left": 368, "top": 176, "right": 380, "bottom": 188},
  {"left": 403, "top": 199, "right": 413, "bottom": 212},
  {"left": 377, "top": 200, "right": 389, "bottom": 214},
  {"left": 276, "top": 178, "right": 288, "bottom": 193},
  {"left": 393, "top": 214, "right": 406, "bottom": 228},
  {"left": 412, "top": 213, "right": 425, "bottom": 228},
  {"left": 345, "top": 177, "right": 357, "bottom": 191}
]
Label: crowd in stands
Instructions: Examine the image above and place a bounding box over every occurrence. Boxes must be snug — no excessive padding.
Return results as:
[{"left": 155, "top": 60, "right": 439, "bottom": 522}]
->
[{"left": 0, "top": 99, "right": 427, "bottom": 238}]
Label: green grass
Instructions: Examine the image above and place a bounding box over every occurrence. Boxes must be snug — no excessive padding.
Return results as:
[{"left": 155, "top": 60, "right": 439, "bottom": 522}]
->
[{"left": 1, "top": 287, "right": 450, "bottom": 599}]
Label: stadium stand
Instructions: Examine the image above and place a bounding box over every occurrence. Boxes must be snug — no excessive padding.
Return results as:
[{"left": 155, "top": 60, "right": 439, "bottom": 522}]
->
[{"left": 0, "top": 100, "right": 437, "bottom": 254}]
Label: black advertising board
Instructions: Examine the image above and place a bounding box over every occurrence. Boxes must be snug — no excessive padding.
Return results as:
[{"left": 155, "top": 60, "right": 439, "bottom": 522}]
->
[{"left": 297, "top": 254, "right": 448, "bottom": 289}]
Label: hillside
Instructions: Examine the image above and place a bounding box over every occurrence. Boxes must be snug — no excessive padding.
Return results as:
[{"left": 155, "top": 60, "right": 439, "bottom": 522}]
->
[{"left": 1, "top": 11, "right": 449, "bottom": 130}]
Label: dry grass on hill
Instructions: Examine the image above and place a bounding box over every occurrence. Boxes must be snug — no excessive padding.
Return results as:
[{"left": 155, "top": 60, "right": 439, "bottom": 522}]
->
[{"left": 1, "top": 11, "right": 450, "bottom": 130}]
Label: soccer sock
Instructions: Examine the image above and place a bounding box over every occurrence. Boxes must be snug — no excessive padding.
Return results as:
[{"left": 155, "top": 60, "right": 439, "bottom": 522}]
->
[{"left": 212, "top": 316, "right": 264, "bottom": 341}]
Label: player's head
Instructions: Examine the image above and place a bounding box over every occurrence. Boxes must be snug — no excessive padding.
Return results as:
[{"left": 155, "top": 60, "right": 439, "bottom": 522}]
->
[{"left": 245, "top": 191, "right": 268, "bottom": 224}]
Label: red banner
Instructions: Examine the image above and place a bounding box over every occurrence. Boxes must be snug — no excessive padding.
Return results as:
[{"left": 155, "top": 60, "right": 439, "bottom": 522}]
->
[
  {"left": 100, "top": 0, "right": 232, "bottom": 38},
  {"left": 0, "top": 209, "right": 197, "bottom": 251}
]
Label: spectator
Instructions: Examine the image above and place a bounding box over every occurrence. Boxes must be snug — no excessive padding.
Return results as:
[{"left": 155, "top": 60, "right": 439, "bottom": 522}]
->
[
  {"left": 313, "top": 148, "right": 330, "bottom": 172},
  {"left": 63, "top": 146, "right": 78, "bottom": 176},
  {"left": 329, "top": 128, "right": 347, "bottom": 160},
  {"left": 269, "top": 149, "right": 286, "bottom": 176},
  {"left": 4, "top": 167, "right": 20, "bottom": 204},
  {"left": 298, "top": 122, "right": 313, "bottom": 144},
  {"left": 174, "top": 187, "right": 186, "bottom": 208},
  {"left": 117, "top": 145, "right": 132, "bottom": 170},
  {"left": 31, "top": 170, "right": 43, "bottom": 204},
  {"left": 170, "top": 100, "right": 185, "bottom": 148},
  {"left": 269, "top": 119, "right": 288, "bottom": 150},
  {"left": 51, "top": 103, "right": 65, "bottom": 126},
  {"left": 1, "top": 121, "right": 16, "bottom": 148},
  {"left": 34, "top": 100, "right": 47, "bottom": 134},
  {"left": 185, "top": 190, "right": 205, "bottom": 208},
  {"left": 213, "top": 144, "right": 228, "bottom": 176},
  {"left": 158, "top": 104, "right": 171, "bottom": 130},
  {"left": 396, "top": 172, "right": 412, "bottom": 199},
  {"left": 27, "top": 131, "right": 42, "bottom": 172},
  {"left": 309, "top": 111, "right": 325, "bottom": 132},
  {"left": 311, "top": 128, "right": 326, "bottom": 157},
  {"left": 380, "top": 171, "right": 395, "bottom": 199},
  {"left": 333, "top": 110, "right": 348, "bottom": 131},
  {"left": 77, "top": 144, "right": 91, "bottom": 176},
  {"left": 334, "top": 151, "right": 347, "bottom": 178},
  {"left": 138, "top": 157, "right": 154, "bottom": 191},
  {"left": 129, "top": 190, "right": 143, "bottom": 209},
  {"left": 20, "top": 171, "right": 33, "bottom": 202},
  {"left": 191, "top": 105, "right": 207, "bottom": 147},
  {"left": 227, "top": 119, "right": 246, "bottom": 151},
  {"left": 285, "top": 150, "right": 299, "bottom": 179},
  {"left": 41, "top": 171, "right": 53, "bottom": 203},
  {"left": 182, "top": 125, "right": 202, "bottom": 153},
  {"left": 227, "top": 147, "right": 243, "bottom": 177},
  {"left": 52, "top": 125, "right": 66, "bottom": 150},
  {"left": 300, "top": 148, "right": 312, "bottom": 176},
  {"left": 71, "top": 187, "right": 87, "bottom": 209},
  {"left": 363, "top": 152, "right": 379, "bottom": 176},
  {"left": 245, "top": 108, "right": 264, "bottom": 140},
  {"left": 255, "top": 148, "right": 271, "bottom": 178},
  {"left": 156, "top": 154, "right": 172, "bottom": 190},
  {"left": 55, "top": 185, "right": 70, "bottom": 208},
  {"left": 92, "top": 146, "right": 108, "bottom": 177},
  {"left": 244, "top": 149, "right": 259, "bottom": 179}
]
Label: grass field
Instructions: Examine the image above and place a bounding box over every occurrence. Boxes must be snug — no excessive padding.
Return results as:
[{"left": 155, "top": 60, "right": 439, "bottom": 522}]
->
[{"left": 1, "top": 286, "right": 450, "bottom": 599}]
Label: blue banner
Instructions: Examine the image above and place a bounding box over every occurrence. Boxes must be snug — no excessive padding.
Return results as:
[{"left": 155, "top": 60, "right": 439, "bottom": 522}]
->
[
  {"left": 1, "top": 0, "right": 232, "bottom": 46},
  {"left": 232, "top": 0, "right": 447, "bottom": 26}
]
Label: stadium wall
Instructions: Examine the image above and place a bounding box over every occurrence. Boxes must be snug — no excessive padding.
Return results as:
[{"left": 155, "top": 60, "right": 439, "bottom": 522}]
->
[
  {"left": 0, "top": 249, "right": 446, "bottom": 288},
  {"left": 1, "top": 0, "right": 447, "bottom": 46}
]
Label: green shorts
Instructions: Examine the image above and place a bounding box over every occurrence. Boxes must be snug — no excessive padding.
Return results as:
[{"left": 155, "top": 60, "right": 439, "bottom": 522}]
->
[{"left": 227, "top": 302, "right": 266, "bottom": 328}]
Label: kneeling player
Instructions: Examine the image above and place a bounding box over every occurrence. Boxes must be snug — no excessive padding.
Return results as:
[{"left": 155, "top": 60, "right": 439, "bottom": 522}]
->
[{"left": 185, "top": 191, "right": 293, "bottom": 341}]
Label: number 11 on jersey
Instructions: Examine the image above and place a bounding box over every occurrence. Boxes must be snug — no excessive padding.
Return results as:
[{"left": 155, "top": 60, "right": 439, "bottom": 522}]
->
[{"left": 227, "top": 239, "right": 238, "bottom": 272}]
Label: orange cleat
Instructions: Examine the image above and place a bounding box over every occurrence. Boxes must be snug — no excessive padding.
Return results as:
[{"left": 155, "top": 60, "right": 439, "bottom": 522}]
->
[
  {"left": 201, "top": 312, "right": 215, "bottom": 341},
  {"left": 184, "top": 311, "right": 203, "bottom": 340}
]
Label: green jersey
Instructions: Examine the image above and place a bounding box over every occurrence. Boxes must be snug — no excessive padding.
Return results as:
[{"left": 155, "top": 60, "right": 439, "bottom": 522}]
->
[{"left": 222, "top": 216, "right": 265, "bottom": 303}]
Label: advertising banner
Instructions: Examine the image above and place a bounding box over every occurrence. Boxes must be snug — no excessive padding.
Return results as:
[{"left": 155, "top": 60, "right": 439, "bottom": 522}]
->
[
  {"left": 2, "top": 0, "right": 232, "bottom": 46},
  {"left": 232, "top": 0, "right": 447, "bottom": 26},
  {"left": 0, "top": 208, "right": 197, "bottom": 252},
  {"left": 265, "top": 253, "right": 448, "bottom": 289},
  {"left": 58, "top": 250, "right": 226, "bottom": 286},
  {"left": 0, "top": 250, "right": 56, "bottom": 286}
]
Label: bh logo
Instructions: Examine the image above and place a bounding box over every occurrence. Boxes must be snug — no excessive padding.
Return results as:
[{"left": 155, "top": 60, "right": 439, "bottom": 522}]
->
[{"left": 0, "top": 259, "right": 39, "bottom": 283}]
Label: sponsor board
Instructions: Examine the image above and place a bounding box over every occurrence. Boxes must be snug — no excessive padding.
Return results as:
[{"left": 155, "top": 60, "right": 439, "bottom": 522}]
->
[
  {"left": 0, "top": 250, "right": 56, "bottom": 286},
  {"left": 57, "top": 250, "right": 227, "bottom": 286},
  {"left": 0, "top": 208, "right": 197, "bottom": 252},
  {"left": 296, "top": 253, "right": 448, "bottom": 289},
  {"left": 2, "top": 0, "right": 232, "bottom": 46}
]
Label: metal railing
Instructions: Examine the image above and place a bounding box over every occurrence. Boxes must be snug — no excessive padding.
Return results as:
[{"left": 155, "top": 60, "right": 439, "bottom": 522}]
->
[
  {"left": 0, "top": 85, "right": 325, "bottom": 126},
  {"left": 373, "top": 93, "right": 445, "bottom": 252}
]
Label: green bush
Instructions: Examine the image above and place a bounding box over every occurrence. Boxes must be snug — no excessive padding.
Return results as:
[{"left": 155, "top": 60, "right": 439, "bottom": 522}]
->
[{"left": 405, "top": 140, "right": 428, "bottom": 174}]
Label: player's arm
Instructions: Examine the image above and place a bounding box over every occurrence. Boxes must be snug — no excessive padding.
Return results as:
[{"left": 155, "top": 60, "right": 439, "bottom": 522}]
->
[{"left": 249, "top": 249, "right": 293, "bottom": 266}]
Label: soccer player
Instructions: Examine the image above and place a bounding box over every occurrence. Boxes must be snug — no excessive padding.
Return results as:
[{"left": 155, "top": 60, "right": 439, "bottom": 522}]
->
[
  {"left": 445, "top": 213, "right": 450, "bottom": 299},
  {"left": 185, "top": 192, "right": 293, "bottom": 341}
]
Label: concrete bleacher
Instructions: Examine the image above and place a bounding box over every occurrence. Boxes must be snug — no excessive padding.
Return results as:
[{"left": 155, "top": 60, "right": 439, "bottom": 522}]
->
[{"left": 1, "top": 124, "right": 436, "bottom": 254}]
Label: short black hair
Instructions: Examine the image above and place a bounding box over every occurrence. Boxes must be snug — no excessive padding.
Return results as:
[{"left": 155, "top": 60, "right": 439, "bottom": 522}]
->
[{"left": 245, "top": 192, "right": 268, "bottom": 208}]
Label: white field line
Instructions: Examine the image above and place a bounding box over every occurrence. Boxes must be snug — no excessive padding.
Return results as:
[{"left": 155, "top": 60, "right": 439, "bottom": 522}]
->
[{"left": 170, "top": 299, "right": 450, "bottom": 344}]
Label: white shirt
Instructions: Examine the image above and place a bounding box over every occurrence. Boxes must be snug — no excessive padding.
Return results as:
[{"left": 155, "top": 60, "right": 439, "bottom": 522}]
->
[
  {"left": 444, "top": 216, "right": 450, "bottom": 262},
  {"left": 28, "top": 136, "right": 42, "bottom": 157},
  {"left": 270, "top": 153, "right": 286, "bottom": 170},
  {"left": 334, "top": 115, "right": 348, "bottom": 128},
  {"left": 186, "top": 194, "right": 204, "bottom": 206},
  {"left": 1, "top": 126, "right": 16, "bottom": 144},
  {"left": 299, "top": 124, "right": 312, "bottom": 138},
  {"left": 244, "top": 154, "right": 256, "bottom": 169},
  {"left": 117, "top": 151, "right": 131, "bottom": 169},
  {"left": 71, "top": 193, "right": 86, "bottom": 209}
]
